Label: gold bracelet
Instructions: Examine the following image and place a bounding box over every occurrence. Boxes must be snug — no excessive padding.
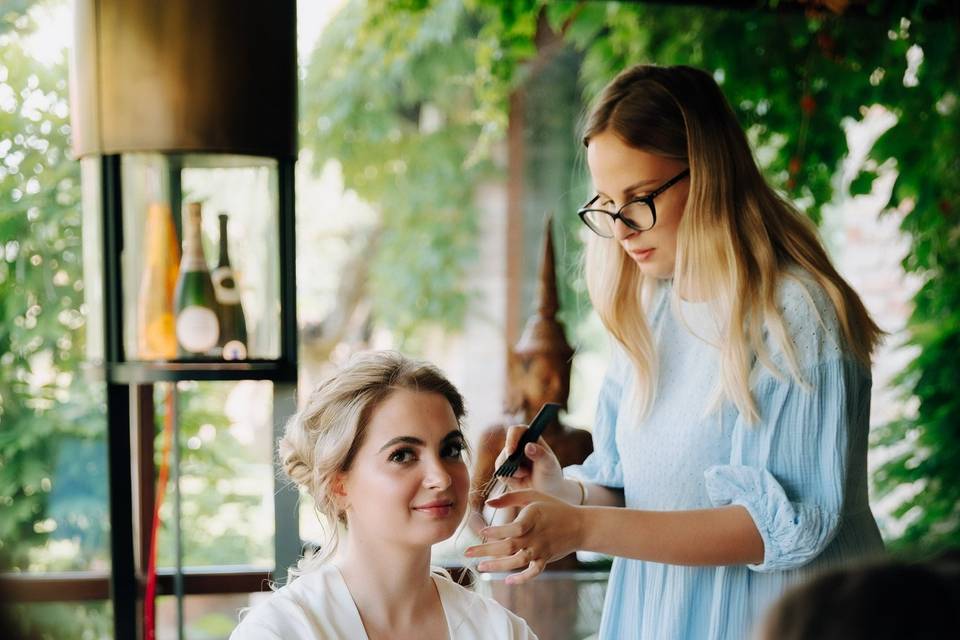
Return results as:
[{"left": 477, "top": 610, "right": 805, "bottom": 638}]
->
[{"left": 573, "top": 478, "right": 588, "bottom": 506}]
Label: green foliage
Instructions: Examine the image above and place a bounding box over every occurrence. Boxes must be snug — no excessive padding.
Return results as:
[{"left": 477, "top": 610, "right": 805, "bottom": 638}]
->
[
  {"left": 496, "top": 0, "right": 960, "bottom": 551},
  {"left": 303, "top": 0, "right": 960, "bottom": 550},
  {"left": 869, "top": 12, "right": 960, "bottom": 547},
  {"left": 155, "top": 382, "right": 274, "bottom": 568},
  {"left": 10, "top": 601, "right": 111, "bottom": 640},
  {"left": 2, "top": 3, "right": 271, "bottom": 622},
  {"left": 0, "top": 2, "right": 108, "bottom": 570},
  {"left": 3, "top": 6, "right": 954, "bottom": 632},
  {"left": 301, "top": 0, "right": 488, "bottom": 343}
]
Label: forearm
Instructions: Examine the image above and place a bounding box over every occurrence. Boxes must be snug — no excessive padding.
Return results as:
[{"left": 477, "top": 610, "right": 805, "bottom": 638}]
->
[
  {"left": 558, "top": 477, "right": 624, "bottom": 507},
  {"left": 579, "top": 504, "right": 764, "bottom": 566}
]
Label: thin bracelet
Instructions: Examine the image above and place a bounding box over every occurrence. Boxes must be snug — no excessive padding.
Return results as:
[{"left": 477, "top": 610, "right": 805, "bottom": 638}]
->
[{"left": 573, "top": 478, "right": 588, "bottom": 506}]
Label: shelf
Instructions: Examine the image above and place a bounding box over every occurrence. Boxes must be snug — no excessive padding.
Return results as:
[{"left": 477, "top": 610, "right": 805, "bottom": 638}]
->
[
  {"left": 0, "top": 565, "right": 275, "bottom": 603},
  {"left": 83, "top": 360, "right": 298, "bottom": 384}
]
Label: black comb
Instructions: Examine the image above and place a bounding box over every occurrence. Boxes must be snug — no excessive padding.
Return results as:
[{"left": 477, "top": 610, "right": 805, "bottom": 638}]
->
[{"left": 492, "top": 402, "right": 561, "bottom": 478}]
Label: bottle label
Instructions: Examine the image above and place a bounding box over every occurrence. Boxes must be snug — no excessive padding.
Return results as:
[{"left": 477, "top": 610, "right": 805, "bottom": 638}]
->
[
  {"left": 211, "top": 267, "right": 242, "bottom": 305},
  {"left": 176, "top": 305, "right": 220, "bottom": 353},
  {"left": 222, "top": 340, "right": 248, "bottom": 361}
]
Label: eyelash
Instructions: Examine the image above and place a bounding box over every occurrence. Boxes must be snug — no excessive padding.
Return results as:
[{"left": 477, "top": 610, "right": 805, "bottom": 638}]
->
[
  {"left": 602, "top": 194, "right": 647, "bottom": 206},
  {"left": 388, "top": 442, "right": 465, "bottom": 465},
  {"left": 388, "top": 447, "right": 417, "bottom": 464},
  {"left": 443, "top": 442, "right": 466, "bottom": 459}
]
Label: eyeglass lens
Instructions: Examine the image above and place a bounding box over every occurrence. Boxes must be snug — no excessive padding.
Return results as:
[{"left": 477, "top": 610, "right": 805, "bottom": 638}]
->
[{"left": 583, "top": 200, "right": 654, "bottom": 235}]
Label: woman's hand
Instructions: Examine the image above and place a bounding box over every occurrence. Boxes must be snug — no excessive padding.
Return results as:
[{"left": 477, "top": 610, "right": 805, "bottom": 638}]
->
[
  {"left": 496, "top": 425, "right": 571, "bottom": 500},
  {"left": 464, "top": 490, "right": 585, "bottom": 584}
]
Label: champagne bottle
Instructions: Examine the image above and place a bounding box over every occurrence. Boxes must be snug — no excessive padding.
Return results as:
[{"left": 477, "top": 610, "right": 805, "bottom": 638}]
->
[
  {"left": 173, "top": 202, "right": 220, "bottom": 357},
  {"left": 137, "top": 202, "right": 180, "bottom": 359},
  {"left": 211, "top": 212, "right": 248, "bottom": 360}
]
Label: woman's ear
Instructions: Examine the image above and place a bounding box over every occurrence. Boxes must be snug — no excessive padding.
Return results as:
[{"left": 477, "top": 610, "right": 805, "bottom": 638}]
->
[{"left": 331, "top": 472, "right": 349, "bottom": 510}]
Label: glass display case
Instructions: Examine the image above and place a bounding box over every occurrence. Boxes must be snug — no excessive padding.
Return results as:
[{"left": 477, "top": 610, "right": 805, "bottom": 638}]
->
[
  {"left": 82, "top": 153, "right": 295, "bottom": 381},
  {"left": 78, "top": 149, "right": 299, "bottom": 640},
  {"left": 71, "top": 2, "right": 300, "bottom": 638},
  {"left": 125, "top": 154, "right": 282, "bottom": 361},
  {"left": 83, "top": 153, "right": 295, "bottom": 382}
]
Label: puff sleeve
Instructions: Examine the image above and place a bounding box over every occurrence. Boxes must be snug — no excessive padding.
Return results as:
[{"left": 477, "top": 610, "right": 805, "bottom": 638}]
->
[{"left": 564, "top": 346, "right": 630, "bottom": 488}]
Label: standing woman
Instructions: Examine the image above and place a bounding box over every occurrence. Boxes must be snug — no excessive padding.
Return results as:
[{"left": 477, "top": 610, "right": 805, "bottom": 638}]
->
[{"left": 466, "top": 64, "right": 885, "bottom": 639}]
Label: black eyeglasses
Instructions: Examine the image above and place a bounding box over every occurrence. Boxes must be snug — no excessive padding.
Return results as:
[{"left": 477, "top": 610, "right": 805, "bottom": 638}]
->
[{"left": 577, "top": 168, "right": 690, "bottom": 238}]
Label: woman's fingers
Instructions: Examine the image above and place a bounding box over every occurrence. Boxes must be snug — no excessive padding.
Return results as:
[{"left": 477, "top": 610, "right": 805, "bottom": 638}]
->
[
  {"left": 476, "top": 549, "right": 532, "bottom": 573},
  {"left": 505, "top": 558, "right": 547, "bottom": 585},
  {"left": 465, "top": 535, "right": 521, "bottom": 559},
  {"left": 467, "top": 499, "right": 583, "bottom": 578},
  {"left": 494, "top": 425, "right": 530, "bottom": 478},
  {"left": 486, "top": 489, "right": 552, "bottom": 510},
  {"left": 503, "top": 425, "right": 527, "bottom": 455},
  {"left": 476, "top": 516, "right": 530, "bottom": 541}
]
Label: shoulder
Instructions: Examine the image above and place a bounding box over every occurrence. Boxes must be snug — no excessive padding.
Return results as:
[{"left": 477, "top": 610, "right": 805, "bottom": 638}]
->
[
  {"left": 775, "top": 265, "right": 840, "bottom": 331},
  {"left": 767, "top": 265, "right": 845, "bottom": 370},
  {"left": 434, "top": 575, "right": 537, "bottom": 639},
  {"left": 230, "top": 567, "right": 341, "bottom": 639}
]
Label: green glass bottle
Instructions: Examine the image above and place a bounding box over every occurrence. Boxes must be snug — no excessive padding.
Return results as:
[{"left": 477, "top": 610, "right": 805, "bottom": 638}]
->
[
  {"left": 211, "top": 212, "right": 249, "bottom": 360},
  {"left": 173, "top": 202, "right": 220, "bottom": 357}
]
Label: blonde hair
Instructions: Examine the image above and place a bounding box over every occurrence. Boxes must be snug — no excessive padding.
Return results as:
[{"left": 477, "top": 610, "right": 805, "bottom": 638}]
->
[
  {"left": 582, "top": 65, "right": 883, "bottom": 423},
  {"left": 278, "top": 350, "right": 466, "bottom": 575}
]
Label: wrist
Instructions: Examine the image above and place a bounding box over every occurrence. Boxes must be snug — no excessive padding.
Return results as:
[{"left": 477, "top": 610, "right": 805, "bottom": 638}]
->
[
  {"left": 560, "top": 477, "right": 584, "bottom": 505},
  {"left": 572, "top": 502, "right": 589, "bottom": 550}
]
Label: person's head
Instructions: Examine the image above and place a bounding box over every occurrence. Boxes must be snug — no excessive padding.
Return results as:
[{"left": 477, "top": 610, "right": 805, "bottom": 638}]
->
[
  {"left": 279, "top": 350, "right": 469, "bottom": 568},
  {"left": 758, "top": 555, "right": 960, "bottom": 639},
  {"left": 580, "top": 64, "right": 882, "bottom": 421}
]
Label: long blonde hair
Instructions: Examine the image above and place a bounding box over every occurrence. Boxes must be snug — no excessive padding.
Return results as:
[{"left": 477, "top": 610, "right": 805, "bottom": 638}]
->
[
  {"left": 278, "top": 350, "right": 466, "bottom": 575},
  {"left": 582, "top": 64, "right": 883, "bottom": 423}
]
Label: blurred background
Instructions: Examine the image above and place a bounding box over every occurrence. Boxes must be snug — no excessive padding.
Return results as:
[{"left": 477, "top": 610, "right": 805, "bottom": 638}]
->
[{"left": 1, "top": 0, "right": 957, "bottom": 638}]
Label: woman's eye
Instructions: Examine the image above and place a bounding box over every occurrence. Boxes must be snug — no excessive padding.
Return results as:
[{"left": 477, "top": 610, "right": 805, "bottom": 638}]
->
[
  {"left": 388, "top": 448, "right": 416, "bottom": 464},
  {"left": 442, "top": 442, "right": 465, "bottom": 459}
]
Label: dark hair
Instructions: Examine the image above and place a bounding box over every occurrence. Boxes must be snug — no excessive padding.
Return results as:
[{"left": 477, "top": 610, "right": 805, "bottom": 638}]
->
[{"left": 760, "top": 553, "right": 960, "bottom": 639}]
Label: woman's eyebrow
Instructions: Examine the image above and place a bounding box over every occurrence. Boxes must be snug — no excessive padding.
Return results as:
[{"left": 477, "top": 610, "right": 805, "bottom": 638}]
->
[
  {"left": 378, "top": 436, "right": 424, "bottom": 452},
  {"left": 597, "top": 178, "right": 658, "bottom": 199},
  {"left": 378, "top": 430, "right": 463, "bottom": 452}
]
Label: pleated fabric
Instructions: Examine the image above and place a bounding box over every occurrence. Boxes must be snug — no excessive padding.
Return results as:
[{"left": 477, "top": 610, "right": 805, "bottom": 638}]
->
[{"left": 566, "top": 267, "right": 884, "bottom": 640}]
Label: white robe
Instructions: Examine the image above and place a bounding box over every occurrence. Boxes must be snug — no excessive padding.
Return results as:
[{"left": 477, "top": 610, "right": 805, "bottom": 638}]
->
[{"left": 230, "top": 563, "right": 537, "bottom": 639}]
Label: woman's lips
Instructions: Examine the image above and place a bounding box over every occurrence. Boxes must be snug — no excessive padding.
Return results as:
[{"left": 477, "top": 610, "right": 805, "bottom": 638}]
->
[
  {"left": 629, "top": 248, "right": 655, "bottom": 262},
  {"left": 412, "top": 501, "right": 455, "bottom": 518}
]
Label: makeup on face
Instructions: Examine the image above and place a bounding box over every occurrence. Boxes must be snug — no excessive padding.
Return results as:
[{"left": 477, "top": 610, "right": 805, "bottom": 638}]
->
[
  {"left": 342, "top": 390, "right": 469, "bottom": 545},
  {"left": 586, "top": 131, "right": 689, "bottom": 278}
]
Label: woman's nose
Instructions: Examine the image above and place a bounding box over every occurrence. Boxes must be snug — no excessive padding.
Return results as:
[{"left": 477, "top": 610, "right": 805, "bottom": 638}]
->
[
  {"left": 424, "top": 459, "right": 452, "bottom": 490},
  {"left": 613, "top": 217, "right": 637, "bottom": 242}
]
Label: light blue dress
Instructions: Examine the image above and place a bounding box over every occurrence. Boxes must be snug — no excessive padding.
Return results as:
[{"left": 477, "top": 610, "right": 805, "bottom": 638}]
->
[{"left": 565, "top": 267, "right": 884, "bottom": 640}]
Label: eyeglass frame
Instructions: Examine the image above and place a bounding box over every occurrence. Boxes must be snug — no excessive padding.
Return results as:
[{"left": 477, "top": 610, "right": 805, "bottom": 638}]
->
[{"left": 577, "top": 168, "right": 690, "bottom": 237}]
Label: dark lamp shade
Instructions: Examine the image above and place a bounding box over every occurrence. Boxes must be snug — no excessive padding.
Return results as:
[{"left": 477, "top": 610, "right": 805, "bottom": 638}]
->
[{"left": 70, "top": 0, "right": 297, "bottom": 158}]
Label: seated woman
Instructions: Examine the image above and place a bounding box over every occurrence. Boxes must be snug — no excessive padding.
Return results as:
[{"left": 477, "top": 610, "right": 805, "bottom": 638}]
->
[{"left": 231, "top": 350, "right": 535, "bottom": 640}]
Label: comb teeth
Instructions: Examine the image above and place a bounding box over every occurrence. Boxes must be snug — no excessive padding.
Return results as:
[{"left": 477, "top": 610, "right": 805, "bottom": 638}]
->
[
  {"left": 490, "top": 402, "right": 561, "bottom": 480},
  {"left": 494, "top": 459, "right": 519, "bottom": 478}
]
